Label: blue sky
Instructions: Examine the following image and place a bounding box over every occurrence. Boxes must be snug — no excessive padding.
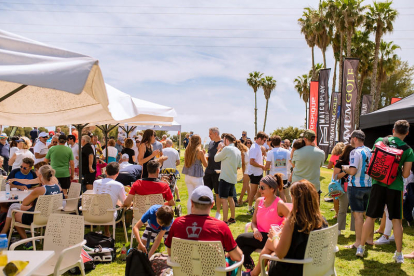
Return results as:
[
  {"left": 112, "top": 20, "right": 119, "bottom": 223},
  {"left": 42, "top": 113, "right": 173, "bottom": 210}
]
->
[{"left": 1, "top": 0, "right": 413, "bottom": 142}]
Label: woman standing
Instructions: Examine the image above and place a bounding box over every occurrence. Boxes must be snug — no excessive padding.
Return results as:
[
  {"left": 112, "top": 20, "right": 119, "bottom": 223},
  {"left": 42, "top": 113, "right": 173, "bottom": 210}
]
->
[
  {"left": 328, "top": 142, "right": 345, "bottom": 219},
  {"left": 102, "top": 139, "right": 118, "bottom": 163},
  {"left": 138, "top": 129, "right": 167, "bottom": 179},
  {"left": 9, "top": 137, "right": 34, "bottom": 170},
  {"left": 182, "top": 135, "right": 208, "bottom": 213},
  {"left": 236, "top": 140, "right": 250, "bottom": 206},
  {"left": 183, "top": 134, "right": 190, "bottom": 149},
  {"left": 121, "top": 138, "right": 136, "bottom": 164}
]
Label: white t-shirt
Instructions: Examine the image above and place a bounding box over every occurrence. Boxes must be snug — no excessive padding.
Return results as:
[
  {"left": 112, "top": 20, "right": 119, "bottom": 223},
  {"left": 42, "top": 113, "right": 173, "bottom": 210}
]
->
[
  {"left": 103, "top": 146, "right": 118, "bottom": 159},
  {"left": 33, "top": 141, "right": 48, "bottom": 164},
  {"left": 162, "top": 147, "right": 180, "bottom": 169},
  {"left": 9, "top": 147, "right": 19, "bottom": 159},
  {"left": 266, "top": 147, "right": 291, "bottom": 180},
  {"left": 93, "top": 178, "right": 126, "bottom": 218},
  {"left": 119, "top": 161, "right": 132, "bottom": 170},
  {"left": 243, "top": 151, "right": 250, "bottom": 175},
  {"left": 12, "top": 149, "right": 35, "bottom": 170},
  {"left": 248, "top": 142, "right": 263, "bottom": 176},
  {"left": 69, "top": 143, "right": 79, "bottom": 168}
]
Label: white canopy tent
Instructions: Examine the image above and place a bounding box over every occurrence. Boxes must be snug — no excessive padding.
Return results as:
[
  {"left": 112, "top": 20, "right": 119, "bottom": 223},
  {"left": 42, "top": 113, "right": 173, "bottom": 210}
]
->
[{"left": 134, "top": 121, "right": 182, "bottom": 150}]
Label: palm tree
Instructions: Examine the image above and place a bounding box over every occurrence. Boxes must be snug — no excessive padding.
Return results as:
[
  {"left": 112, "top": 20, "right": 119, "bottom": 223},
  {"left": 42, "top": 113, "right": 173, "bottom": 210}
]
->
[
  {"left": 294, "top": 74, "right": 310, "bottom": 127},
  {"left": 375, "top": 40, "right": 400, "bottom": 109},
  {"left": 314, "top": 6, "right": 331, "bottom": 68},
  {"left": 365, "top": 1, "right": 398, "bottom": 112},
  {"left": 309, "top": 63, "right": 324, "bottom": 81},
  {"left": 247, "top": 71, "right": 264, "bottom": 135},
  {"left": 261, "top": 76, "right": 277, "bottom": 132},
  {"left": 298, "top": 8, "right": 317, "bottom": 79}
]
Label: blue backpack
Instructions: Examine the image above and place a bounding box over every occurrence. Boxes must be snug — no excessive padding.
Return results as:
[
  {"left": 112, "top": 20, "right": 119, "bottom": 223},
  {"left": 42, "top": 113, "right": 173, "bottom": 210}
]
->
[{"left": 326, "top": 177, "right": 345, "bottom": 199}]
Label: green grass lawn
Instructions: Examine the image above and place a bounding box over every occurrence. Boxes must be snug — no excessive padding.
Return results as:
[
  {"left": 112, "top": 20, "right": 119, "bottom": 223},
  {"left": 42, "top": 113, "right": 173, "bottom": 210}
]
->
[{"left": 69, "top": 161, "right": 414, "bottom": 276}]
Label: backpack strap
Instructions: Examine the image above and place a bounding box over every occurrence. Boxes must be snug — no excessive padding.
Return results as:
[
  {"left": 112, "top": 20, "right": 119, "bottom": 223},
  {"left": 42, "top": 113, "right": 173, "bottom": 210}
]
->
[{"left": 382, "top": 137, "right": 389, "bottom": 146}]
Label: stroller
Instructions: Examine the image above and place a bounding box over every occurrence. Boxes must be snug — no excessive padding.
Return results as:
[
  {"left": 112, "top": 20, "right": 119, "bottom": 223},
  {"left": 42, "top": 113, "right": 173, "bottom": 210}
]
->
[{"left": 160, "top": 168, "right": 182, "bottom": 217}]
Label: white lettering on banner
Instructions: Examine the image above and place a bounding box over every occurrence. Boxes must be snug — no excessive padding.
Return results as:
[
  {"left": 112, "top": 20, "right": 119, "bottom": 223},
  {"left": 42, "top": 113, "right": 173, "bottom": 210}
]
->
[
  {"left": 310, "top": 97, "right": 317, "bottom": 130},
  {"left": 329, "top": 96, "right": 338, "bottom": 148},
  {"left": 319, "top": 85, "right": 326, "bottom": 123},
  {"left": 343, "top": 68, "right": 355, "bottom": 144},
  {"left": 361, "top": 103, "right": 368, "bottom": 115},
  {"left": 319, "top": 124, "right": 329, "bottom": 146}
]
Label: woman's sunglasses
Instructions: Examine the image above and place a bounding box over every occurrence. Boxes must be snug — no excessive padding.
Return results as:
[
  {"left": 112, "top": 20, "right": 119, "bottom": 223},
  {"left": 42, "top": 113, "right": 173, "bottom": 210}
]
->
[{"left": 259, "top": 185, "right": 267, "bottom": 190}]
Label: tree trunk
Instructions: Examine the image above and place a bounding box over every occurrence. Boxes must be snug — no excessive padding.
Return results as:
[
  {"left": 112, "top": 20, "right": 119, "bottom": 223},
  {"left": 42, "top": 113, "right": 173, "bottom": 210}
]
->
[
  {"left": 305, "top": 100, "right": 308, "bottom": 129},
  {"left": 312, "top": 46, "right": 315, "bottom": 79},
  {"left": 254, "top": 89, "right": 258, "bottom": 135},
  {"left": 355, "top": 73, "right": 366, "bottom": 129},
  {"left": 263, "top": 98, "right": 269, "bottom": 132},
  {"left": 346, "top": 29, "right": 352, "bottom": 57},
  {"left": 338, "top": 33, "right": 344, "bottom": 94},
  {"left": 375, "top": 79, "right": 383, "bottom": 110},
  {"left": 332, "top": 59, "right": 338, "bottom": 93},
  {"left": 370, "top": 27, "right": 382, "bottom": 112},
  {"left": 322, "top": 49, "right": 327, "bottom": 69}
]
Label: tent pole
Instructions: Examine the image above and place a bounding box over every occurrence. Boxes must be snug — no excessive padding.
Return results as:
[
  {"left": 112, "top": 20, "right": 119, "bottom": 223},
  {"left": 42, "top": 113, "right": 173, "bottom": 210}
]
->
[
  {"left": 178, "top": 131, "right": 181, "bottom": 155},
  {"left": 0, "top": 85, "right": 27, "bottom": 103},
  {"left": 97, "top": 124, "right": 119, "bottom": 163}
]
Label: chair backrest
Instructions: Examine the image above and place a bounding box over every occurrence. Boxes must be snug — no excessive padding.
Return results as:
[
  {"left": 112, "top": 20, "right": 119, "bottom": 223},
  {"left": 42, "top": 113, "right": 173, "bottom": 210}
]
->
[
  {"left": 44, "top": 214, "right": 84, "bottom": 263},
  {"left": 132, "top": 194, "right": 164, "bottom": 221},
  {"left": 170, "top": 237, "right": 227, "bottom": 276},
  {"left": 303, "top": 223, "right": 338, "bottom": 276},
  {"left": 33, "top": 194, "right": 64, "bottom": 225},
  {"left": 65, "top": 183, "right": 81, "bottom": 211},
  {"left": 82, "top": 194, "right": 114, "bottom": 223}
]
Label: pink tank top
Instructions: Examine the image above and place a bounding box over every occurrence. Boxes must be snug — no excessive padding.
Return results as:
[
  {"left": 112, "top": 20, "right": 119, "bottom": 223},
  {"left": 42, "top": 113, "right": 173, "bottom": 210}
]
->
[{"left": 256, "top": 197, "right": 285, "bottom": 232}]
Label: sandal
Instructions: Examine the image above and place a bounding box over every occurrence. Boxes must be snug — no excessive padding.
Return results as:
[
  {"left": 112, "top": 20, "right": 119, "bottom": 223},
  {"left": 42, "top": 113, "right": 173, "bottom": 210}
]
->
[
  {"left": 345, "top": 244, "right": 357, "bottom": 249},
  {"left": 374, "top": 229, "right": 384, "bottom": 235}
]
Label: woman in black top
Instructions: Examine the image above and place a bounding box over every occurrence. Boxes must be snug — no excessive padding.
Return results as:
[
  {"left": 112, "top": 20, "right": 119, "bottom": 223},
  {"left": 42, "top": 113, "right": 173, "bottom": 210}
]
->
[
  {"left": 138, "top": 130, "right": 168, "bottom": 178},
  {"left": 121, "top": 138, "right": 136, "bottom": 164}
]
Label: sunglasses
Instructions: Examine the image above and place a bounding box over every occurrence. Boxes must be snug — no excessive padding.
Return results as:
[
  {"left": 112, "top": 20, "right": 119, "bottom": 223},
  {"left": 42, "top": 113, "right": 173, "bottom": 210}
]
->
[
  {"left": 246, "top": 142, "right": 252, "bottom": 144},
  {"left": 20, "top": 166, "right": 29, "bottom": 170},
  {"left": 259, "top": 185, "right": 267, "bottom": 190},
  {"left": 242, "top": 134, "right": 246, "bottom": 136}
]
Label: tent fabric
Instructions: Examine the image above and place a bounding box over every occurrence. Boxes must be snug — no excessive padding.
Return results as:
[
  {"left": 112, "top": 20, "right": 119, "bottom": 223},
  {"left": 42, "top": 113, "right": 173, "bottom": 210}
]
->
[
  {"left": 359, "top": 93, "right": 414, "bottom": 129},
  {"left": 134, "top": 121, "right": 181, "bottom": 131}
]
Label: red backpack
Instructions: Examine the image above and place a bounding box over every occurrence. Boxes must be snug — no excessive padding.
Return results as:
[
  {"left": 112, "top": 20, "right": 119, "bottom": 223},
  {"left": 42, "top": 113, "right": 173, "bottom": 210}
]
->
[{"left": 366, "top": 137, "right": 409, "bottom": 185}]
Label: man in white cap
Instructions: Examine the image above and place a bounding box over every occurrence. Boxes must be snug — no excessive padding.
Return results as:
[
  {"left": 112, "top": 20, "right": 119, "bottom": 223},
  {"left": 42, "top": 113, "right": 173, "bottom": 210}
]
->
[
  {"left": 164, "top": 185, "right": 242, "bottom": 262},
  {"left": 119, "top": 153, "right": 132, "bottom": 170},
  {"left": 0, "top": 133, "right": 9, "bottom": 172},
  {"left": 34, "top": 132, "right": 49, "bottom": 165}
]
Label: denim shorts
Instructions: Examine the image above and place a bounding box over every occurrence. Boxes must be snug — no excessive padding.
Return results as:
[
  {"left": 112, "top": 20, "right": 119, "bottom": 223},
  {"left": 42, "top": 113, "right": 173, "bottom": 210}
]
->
[{"left": 347, "top": 186, "right": 371, "bottom": 212}]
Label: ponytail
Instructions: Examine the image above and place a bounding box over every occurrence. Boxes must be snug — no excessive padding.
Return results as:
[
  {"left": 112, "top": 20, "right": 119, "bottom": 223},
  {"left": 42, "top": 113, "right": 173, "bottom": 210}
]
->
[{"left": 39, "top": 165, "right": 56, "bottom": 182}]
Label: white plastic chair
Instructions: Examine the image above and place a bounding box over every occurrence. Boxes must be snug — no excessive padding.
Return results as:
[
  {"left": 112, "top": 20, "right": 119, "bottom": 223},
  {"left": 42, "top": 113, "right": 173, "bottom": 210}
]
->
[
  {"left": 10, "top": 214, "right": 86, "bottom": 276},
  {"left": 8, "top": 194, "right": 63, "bottom": 250},
  {"left": 61, "top": 182, "right": 81, "bottom": 215},
  {"left": 167, "top": 237, "right": 244, "bottom": 276},
  {"left": 260, "top": 224, "right": 339, "bottom": 276},
  {"left": 130, "top": 193, "right": 164, "bottom": 249},
  {"left": 81, "top": 193, "right": 120, "bottom": 239}
]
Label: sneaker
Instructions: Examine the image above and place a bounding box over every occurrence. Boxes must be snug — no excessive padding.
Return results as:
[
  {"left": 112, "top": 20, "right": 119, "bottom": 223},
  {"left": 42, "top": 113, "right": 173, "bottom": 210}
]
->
[
  {"left": 247, "top": 207, "right": 254, "bottom": 215},
  {"left": 228, "top": 218, "right": 236, "bottom": 225},
  {"left": 393, "top": 251, "right": 404, "bottom": 263},
  {"left": 338, "top": 230, "right": 342, "bottom": 236},
  {"left": 389, "top": 234, "right": 395, "bottom": 242},
  {"left": 374, "top": 235, "right": 390, "bottom": 245},
  {"left": 23, "top": 242, "right": 33, "bottom": 250},
  {"left": 215, "top": 212, "right": 221, "bottom": 220},
  {"left": 356, "top": 245, "right": 365, "bottom": 257}
]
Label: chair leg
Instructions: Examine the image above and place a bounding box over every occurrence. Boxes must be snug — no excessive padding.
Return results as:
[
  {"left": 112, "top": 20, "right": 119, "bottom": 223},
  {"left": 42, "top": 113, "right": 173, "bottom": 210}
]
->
[
  {"left": 122, "top": 217, "right": 128, "bottom": 243},
  {"left": 113, "top": 223, "right": 115, "bottom": 240},
  {"left": 79, "top": 260, "right": 86, "bottom": 276},
  {"left": 31, "top": 225, "right": 36, "bottom": 251},
  {"left": 7, "top": 218, "right": 14, "bottom": 248},
  {"left": 130, "top": 229, "right": 134, "bottom": 249}
]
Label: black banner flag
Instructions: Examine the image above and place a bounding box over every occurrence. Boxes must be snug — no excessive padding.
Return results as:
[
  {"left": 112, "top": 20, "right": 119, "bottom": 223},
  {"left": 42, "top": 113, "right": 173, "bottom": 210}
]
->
[
  {"left": 340, "top": 58, "right": 360, "bottom": 144},
  {"left": 317, "top": 69, "right": 331, "bottom": 156},
  {"left": 361, "top": 95, "right": 372, "bottom": 116},
  {"left": 328, "top": 92, "right": 341, "bottom": 153}
]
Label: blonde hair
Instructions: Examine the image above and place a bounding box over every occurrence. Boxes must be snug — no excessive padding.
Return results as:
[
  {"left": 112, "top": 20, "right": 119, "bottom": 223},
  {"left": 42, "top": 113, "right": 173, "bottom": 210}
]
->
[
  {"left": 21, "top": 136, "right": 32, "bottom": 150},
  {"left": 184, "top": 135, "right": 202, "bottom": 168},
  {"left": 39, "top": 165, "right": 56, "bottom": 182},
  {"left": 331, "top": 142, "right": 345, "bottom": 156},
  {"left": 235, "top": 139, "right": 248, "bottom": 153},
  {"left": 108, "top": 139, "right": 116, "bottom": 147}
]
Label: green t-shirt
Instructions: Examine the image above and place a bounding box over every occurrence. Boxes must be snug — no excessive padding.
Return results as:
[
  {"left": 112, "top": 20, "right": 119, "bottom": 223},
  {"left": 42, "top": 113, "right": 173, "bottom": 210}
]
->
[
  {"left": 372, "top": 137, "right": 414, "bottom": 191},
  {"left": 45, "top": 145, "right": 74, "bottom": 178},
  {"left": 292, "top": 146, "right": 325, "bottom": 192}
]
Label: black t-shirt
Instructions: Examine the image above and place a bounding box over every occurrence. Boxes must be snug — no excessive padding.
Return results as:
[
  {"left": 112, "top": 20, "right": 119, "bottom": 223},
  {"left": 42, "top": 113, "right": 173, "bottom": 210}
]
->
[
  {"left": 205, "top": 140, "right": 222, "bottom": 174},
  {"left": 81, "top": 143, "right": 95, "bottom": 174},
  {"left": 121, "top": 148, "right": 135, "bottom": 164},
  {"left": 334, "top": 159, "right": 349, "bottom": 186}
]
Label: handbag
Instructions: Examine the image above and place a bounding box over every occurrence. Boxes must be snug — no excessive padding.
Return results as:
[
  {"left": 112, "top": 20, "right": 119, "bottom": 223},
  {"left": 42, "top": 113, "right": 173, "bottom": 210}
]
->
[{"left": 326, "top": 175, "right": 345, "bottom": 199}]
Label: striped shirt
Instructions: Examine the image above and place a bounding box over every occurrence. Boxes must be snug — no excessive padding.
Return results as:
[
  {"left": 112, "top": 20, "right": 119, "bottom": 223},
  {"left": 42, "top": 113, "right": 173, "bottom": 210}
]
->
[{"left": 348, "top": 146, "right": 372, "bottom": 188}]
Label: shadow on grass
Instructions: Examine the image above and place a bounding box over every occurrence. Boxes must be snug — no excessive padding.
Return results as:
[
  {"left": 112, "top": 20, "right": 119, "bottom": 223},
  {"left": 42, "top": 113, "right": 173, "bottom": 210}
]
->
[{"left": 358, "top": 259, "right": 407, "bottom": 276}]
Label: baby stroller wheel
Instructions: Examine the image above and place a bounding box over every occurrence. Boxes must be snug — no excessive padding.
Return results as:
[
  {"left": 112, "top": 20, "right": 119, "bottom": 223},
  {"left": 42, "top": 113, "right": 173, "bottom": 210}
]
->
[{"left": 174, "top": 205, "right": 182, "bottom": 217}]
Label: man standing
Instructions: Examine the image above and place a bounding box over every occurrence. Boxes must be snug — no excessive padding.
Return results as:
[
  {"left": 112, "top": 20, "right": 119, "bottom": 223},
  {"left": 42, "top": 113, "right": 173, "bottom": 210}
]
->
[
  {"left": 265, "top": 135, "right": 291, "bottom": 191},
  {"left": 161, "top": 135, "right": 167, "bottom": 142},
  {"left": 152, "top": 138, "right": 163, "bottom": 155},
  {"left": 247, "top": 131, "right": 269, "bottom": 215},
  {"left": 55, "top": 127, "right": 64, "bottom": 136},
  {"left": 67, "top": 135, "right": 79, "bottom": 174},
  {"left": 71, "top": 127, "right": 78, "bottom": 143},
  {"left": 164, "top": 186, "right": 242, "bottom": 263},
  {"left": 204, "top": 127, "right": 222, "bottom": 219},
  {"left": 357, "top": 121, "right": 414, "bottom": 263},
  {"left": 292, "top": 130, "right": 325, "bottom": 194},
  {"left": 29, "top": 127, "right": 39, "bottom": 145},
  {"left": 44, "top": 134, "right": 75, "bottom": 197},
  {"left": 0, "top": 134, "right": 9, "bottom": 172},
  {"left": 284, "top": 139, "right": 291, "bottom": 149},
  {"left": 240, "top": 131, "right": 250, "bottom": 145},
  {"left": 34, "top": 132, "right": 49, "bottom": 165},
  {"left": 162, "top": 139, "right": 180, "bottom": 169},
  {"left": 81, "top": 135, "right": 95, "bottom": 191},
  {"left": 341, "top": 130, "right": 372, "bottom": 250},
  {"left": 214, "top": 133, "right": 241, "bottom": 224}
]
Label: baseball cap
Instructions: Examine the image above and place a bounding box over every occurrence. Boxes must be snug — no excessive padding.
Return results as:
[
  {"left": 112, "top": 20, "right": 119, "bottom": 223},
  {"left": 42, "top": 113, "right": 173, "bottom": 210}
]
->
[
  {"left": 0, "top": 133, "right": 7, "bottom": 139},
  {"left": 15, "top": 138, "right": 24, "bottom": 143},
  {"left": 351, "top": 130, "right": 365, "bottom": 141},
  {"left": 122, "top": 153, "right": 129, "bottom": 160},
  {"left": 118, "top": 137, "right": 125, "bottom": 143},
  {"left": 303, "top": 129, "right": 316, "bottom": 140},
  {"left": 191, "top": 186, "right": 214, "bottom": 204},
  {"left": 48, "top": 131, "right": 55, "bottom": 136},
  {"left": 58, "top": 134, "right": 67, "bottom": 141},
  {"left": 39, "top": 132, "right": 48, "bottom": 138}
]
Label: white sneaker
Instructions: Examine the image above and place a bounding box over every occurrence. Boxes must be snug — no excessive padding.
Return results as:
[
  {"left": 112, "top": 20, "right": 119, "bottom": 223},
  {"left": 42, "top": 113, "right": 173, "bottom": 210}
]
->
[
  {"left": 338, "top": 230, "right": 342, "bottom": 236},
  {"left": 356, "top": 245, "right": 365, "bottom": 257},
  {"left": 374, "top": 235, "right": 390, "bottom": 245},
  {"left": 215, "top": 212, "right": 221, "bottom": 220},
  {"left": 393, "top": 251, "right": 404, "bottom": 263},
  {"left": 389, "top": 234, "right": 395, "bottom": 242}
]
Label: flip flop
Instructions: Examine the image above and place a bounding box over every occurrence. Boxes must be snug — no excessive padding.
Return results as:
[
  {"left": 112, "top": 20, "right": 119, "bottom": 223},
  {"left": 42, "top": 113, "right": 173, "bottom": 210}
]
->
[
  {"left": 374, "top": 229, "right": 384, "bottom": 235},
  {"left": 345, "top": 244, "right": 357, "bottom": 249}
]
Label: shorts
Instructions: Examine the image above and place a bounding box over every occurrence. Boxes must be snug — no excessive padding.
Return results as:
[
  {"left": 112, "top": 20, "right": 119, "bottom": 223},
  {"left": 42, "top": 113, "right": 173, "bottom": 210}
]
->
[
  {"left": 21, "top": 205, "right": 35, "bottom": 225},
  {"left": 83, "top": 172, "right": 95, "bottom": 185},
  {"left": 204, "top": 173, "right": 220, "bottom": 194},
  {"left": 57, "top": 177, "right": 71, "bottom": 189},
  {"left": 141, "top": 226, "right": 169, "bottom": 243},
  {"left": 366, "top": 184, "right": 403, "bottom": 220},
  {"left": 347, "top": 186, "right": 371, "bottom": 212},
  {"left": 218, "top": 179, "right": 235, "bottom": 199},
  {"left": 249, "top": 174, "right": 262, "bottom": 185}
]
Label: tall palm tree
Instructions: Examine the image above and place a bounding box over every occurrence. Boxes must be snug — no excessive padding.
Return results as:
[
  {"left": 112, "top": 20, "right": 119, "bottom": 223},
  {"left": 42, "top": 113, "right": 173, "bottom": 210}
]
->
[
  {"left": 365, "top": 1, "right": 398, "bottom": 111},
  {"left": 261, "top": 76, "right": 277, "bottom": 132},
  {"left": 309, "top": 63, "right": 324, "bottom": 81},
  {"left": 375, "top": 40, "right": 400, "bottom": 109},
  {"left": 294, "top": 74, "right": 310, "bottom": 127},
  {"left": 247, "top": 71, "right": 264, "bottom": 135},
  {"left": 298, "top": 8, "right": 317, "bottom": 78},
  {"left": 314, "top": 6, "right": 331, "bottom": 68}
]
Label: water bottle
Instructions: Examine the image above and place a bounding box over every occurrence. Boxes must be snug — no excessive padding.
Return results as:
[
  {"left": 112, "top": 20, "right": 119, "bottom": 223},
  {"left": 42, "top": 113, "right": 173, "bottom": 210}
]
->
[
  {"left": 0, "top": 234, "right": 8, "bottom": 266},
  {"left": 5, "top": 182, "right": 10, "bottom": 199},
  {"left": 120, "top": 244, "right": 127, "bottom": 261}
]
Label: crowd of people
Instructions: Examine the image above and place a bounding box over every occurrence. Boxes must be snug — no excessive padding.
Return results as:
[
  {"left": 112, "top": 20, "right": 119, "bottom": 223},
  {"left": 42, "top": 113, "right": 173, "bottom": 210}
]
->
[{"left": 0, "top": 119, "right": 413, "bottom": 275}]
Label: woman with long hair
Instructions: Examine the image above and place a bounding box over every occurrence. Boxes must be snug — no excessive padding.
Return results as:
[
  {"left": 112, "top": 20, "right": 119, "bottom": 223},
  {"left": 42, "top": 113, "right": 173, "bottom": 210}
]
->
[
  {"left": 182, "top": 134, "right": 208, "bottom": 213},
  {"left": 235, "top": 140, "right": 250, "bottom": 206},
  {"left": 138, "top": 129, "right": 167, "bottom": 179},
  {"left": 251, "top": 180, "right": 327, "bottom": 276},
  {"left": 8, "top": 137, "right": 34, "bottom": 170},
  {"left": 328, "top": 142, "right": 345, "bottom": 219}
]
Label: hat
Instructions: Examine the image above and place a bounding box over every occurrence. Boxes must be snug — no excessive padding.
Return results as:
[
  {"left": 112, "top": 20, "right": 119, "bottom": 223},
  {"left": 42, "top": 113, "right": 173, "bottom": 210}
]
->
[
  {"left": 48, "top": 131, "right": 55, "bottom": 136},
  {"left": 191, "top": 186, "right": 214, "bottom": 204},
  {"left": 58, "top": 134, "right": 67, "bottom": 141},
  {"left": 351, "top": 130, "right": 365, "bottom": 141},
  {"left": 39, "top": 132, "right": 48, "bottom": 138},
  {"left": 303, "top": 129, "right": 316, "bottom": 140},
  {"left": 67, "top": 135, "right": 76, "bottom": 141},
  {"left": 0, "top": 133, "right": 7, "bottom": 139},
  {"left": 15, "top": 138, "right": 24, "bottom": 143},
  {"left": 122, "top": 153, "right": 129, "bottom": 160}
]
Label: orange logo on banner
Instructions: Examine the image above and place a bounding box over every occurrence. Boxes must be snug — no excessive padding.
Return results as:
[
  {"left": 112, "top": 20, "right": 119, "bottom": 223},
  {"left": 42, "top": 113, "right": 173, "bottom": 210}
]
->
[
  {"left": 309, "top": 81, "right": 319, "bottom": 141},
  {"left": 391, "top": 98, "right": 401, "bottom": 104}
]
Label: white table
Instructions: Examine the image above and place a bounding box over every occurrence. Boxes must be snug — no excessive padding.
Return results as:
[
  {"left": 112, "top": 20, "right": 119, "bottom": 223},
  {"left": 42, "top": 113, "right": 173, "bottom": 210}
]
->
[
  {"left": 0, "top": 191, "right": 30, "bottom": 203},
  {"left": 3, "top": 251, "right": 55, "bottom": 276}
]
